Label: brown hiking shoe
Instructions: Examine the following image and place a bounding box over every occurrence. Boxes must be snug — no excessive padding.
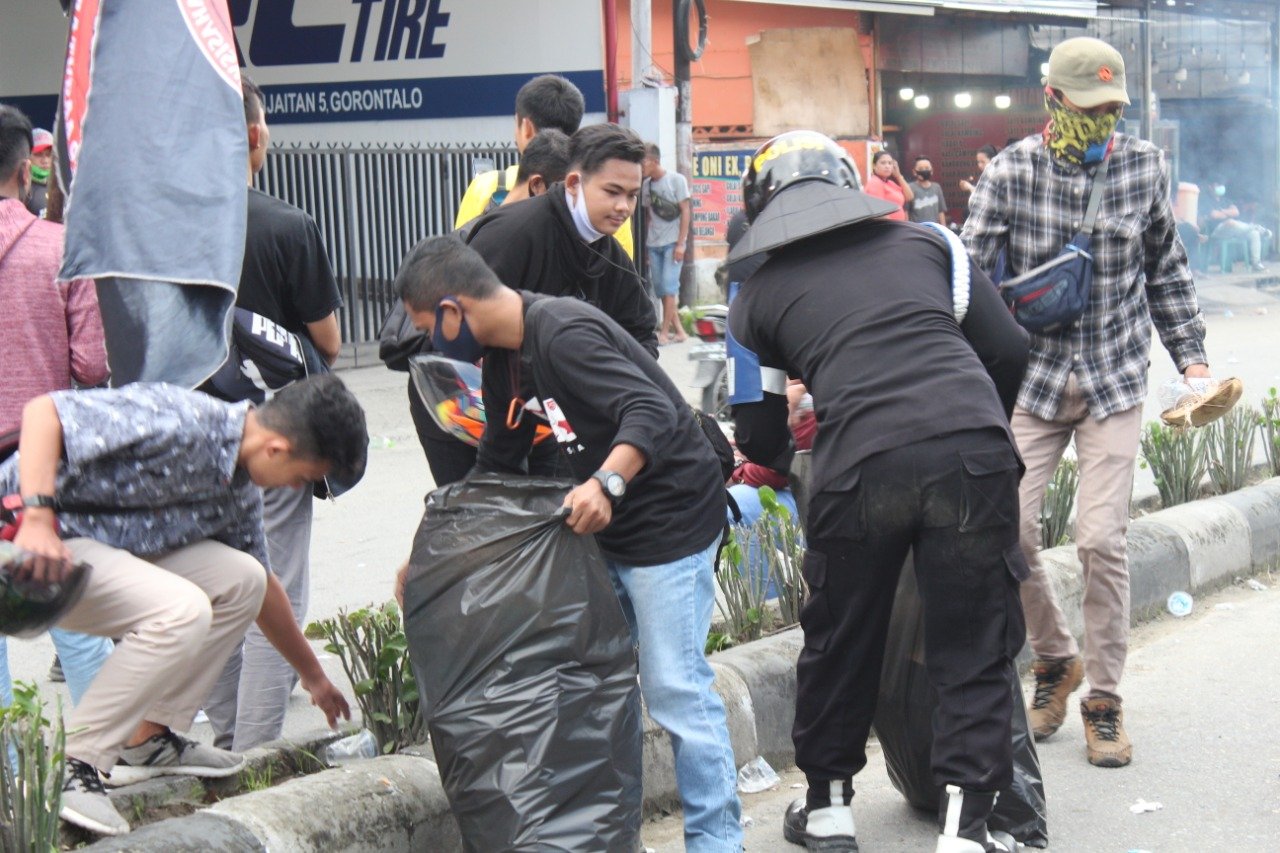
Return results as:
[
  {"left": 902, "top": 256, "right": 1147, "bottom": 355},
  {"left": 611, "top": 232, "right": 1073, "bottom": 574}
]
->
[
  {"left": 1027, "top": 655, "right": 1084, "bottom": 740},
  {"left": 1081, "top": 697, "right": 1133, "bottom": 768}
]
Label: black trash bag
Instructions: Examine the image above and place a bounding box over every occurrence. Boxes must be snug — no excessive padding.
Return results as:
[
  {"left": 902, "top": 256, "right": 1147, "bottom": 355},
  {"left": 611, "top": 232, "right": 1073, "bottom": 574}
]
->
[
  {"left": 873, "top": 559, "right": 1049, "bottom": 848},
  {"left": 402, "top": 475, "right": 643, "bottom": 853}
]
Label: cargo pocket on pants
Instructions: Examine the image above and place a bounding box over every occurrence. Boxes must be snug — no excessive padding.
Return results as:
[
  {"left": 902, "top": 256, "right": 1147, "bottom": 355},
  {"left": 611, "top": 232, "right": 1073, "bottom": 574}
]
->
[
  {"left": 1002, "top": 544, "right": 1029, "bottom": 657},
  {"left": 959, "top": 448, "right": 1020, "bottom": 532},
  {"left": 800, "top": 550, "right": 833, "bottom": 652}
]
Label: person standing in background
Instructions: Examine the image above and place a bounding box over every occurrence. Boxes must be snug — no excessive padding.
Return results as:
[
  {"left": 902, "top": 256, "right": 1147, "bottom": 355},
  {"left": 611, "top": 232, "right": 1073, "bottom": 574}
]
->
[
  {"left": 863, "top": 150, "right": 912, "bottom": 221},
  {"left": 641, "top": 143, "right": 691, "bottom": 345},
  {"left": 906, "top": 156, "right": 948, "bottom": 226}
]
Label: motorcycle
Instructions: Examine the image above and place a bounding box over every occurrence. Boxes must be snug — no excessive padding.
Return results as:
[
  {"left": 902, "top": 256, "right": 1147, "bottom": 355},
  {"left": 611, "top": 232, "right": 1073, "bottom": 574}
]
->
[{"left": 688, "top": 304, "right": 729, "bottom": 421}]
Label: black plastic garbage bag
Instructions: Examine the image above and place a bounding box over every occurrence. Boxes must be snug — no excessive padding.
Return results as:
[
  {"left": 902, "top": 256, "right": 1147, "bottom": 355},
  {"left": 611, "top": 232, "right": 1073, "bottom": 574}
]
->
[
  {"left": 402, "top": 475, "right": 643, "bottom": 852},
  {"left": 873, "top": 559, "right": 1049, "bottom": 848}
]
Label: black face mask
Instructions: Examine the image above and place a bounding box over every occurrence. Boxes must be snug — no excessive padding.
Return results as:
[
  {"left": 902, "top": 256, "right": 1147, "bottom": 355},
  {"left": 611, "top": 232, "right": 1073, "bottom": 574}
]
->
[{"left": 915, "top": 169, "right": 932, "bottom": 181}]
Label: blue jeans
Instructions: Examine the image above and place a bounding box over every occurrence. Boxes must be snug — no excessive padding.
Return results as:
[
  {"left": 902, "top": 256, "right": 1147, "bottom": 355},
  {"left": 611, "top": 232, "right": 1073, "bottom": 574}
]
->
[
  {"left": 606, "top": 539, "right": 742, "bottom": 853},
  {"left": 648, "top": 243, "right": 681, "bottom": 298},
  {"left": 727, "top": 484, "right": 800, "bottom": 600},
  {"left": 0, "top": 630, "right": 114, "bottom": 707}
]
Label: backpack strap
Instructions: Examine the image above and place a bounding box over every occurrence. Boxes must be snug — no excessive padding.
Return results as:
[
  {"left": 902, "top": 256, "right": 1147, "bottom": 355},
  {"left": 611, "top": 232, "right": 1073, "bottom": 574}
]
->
[{"left": 920, "top": 221, "right": 971, "bottom": 324}]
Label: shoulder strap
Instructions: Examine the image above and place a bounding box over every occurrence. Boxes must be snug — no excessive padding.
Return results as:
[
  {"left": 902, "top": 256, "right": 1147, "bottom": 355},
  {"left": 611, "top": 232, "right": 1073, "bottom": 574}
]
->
[
  {"left": 920, "top": 221, "right": 971, "bottom": 324},
  {"left": 1078, "top": 155, "right": 1112, "bottom": 238}
]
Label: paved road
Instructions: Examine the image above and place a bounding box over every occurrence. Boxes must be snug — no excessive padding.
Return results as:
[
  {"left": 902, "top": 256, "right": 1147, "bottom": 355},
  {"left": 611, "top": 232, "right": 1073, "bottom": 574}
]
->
[
  {"left": 641, "top": 580, "right": 1280, "bottom": 852},
  {"left": 5, "top": 279, "right": 1279, "bottom": 746}
]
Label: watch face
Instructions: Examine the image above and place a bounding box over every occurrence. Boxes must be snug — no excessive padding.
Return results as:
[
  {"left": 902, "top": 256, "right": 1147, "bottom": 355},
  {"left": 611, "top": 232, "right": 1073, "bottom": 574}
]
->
[{"left": 605, "top": 474, "right": 625, "bottom": 497}]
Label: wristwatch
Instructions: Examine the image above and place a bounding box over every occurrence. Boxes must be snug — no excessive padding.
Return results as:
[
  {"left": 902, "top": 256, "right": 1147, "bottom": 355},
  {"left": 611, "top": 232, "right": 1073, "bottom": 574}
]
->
[
  {"left": 2, "top": 493, "right": 57, "bottom": 512},
  {"left": 590, "top": 470, "right": 626, "bottom": 505}
]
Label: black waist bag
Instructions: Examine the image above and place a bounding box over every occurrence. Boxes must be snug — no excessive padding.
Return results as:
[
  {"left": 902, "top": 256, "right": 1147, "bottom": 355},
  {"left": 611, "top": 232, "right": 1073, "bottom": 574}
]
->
[
  {"left": 403, "top": 476, "right": 643, "bottom": 852},
  {"left": 997, "top": 156, "right": 1110, "bottom": 335}
]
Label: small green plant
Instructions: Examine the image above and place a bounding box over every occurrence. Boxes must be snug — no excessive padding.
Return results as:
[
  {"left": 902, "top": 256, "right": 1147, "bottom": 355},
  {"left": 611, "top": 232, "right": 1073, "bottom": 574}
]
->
[
  {"left": 1, "top": 682, "right": 65, "bottom": 853},
  {"left": 704, "top": 631, "right": 733, "bottom": 655},
  {"left": 306, "top": 602, "right": 427, "bottom": 755},
  {"left": 1140, "top": 422, "right": 1209, "bottom": 507},
  {"left": 754, "top": 487, "right": 807, "bottom": 627},
  {"left": 1261, "top": 388, "right": 1280, "bottom": 477},
  {"left": 716, "top": 532, "right": 770, "bottom": 644},
  {"left": 1040, "top": 456, "right": 1079, "bottom": 549},
  {"left": 1205, "top": 405, "right": 1260, "bottom": 494},
  {"left": 238, "top": 763, "right": 274, "bottom": 793}
]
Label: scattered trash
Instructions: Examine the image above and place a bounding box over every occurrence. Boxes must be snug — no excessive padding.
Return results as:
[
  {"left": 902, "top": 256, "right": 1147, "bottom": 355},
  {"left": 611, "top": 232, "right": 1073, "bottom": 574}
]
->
[
  {"left": 737, "top": 756, "right": 781, "bottom": 793},
  {"left": 1247, "top": 578, "right": 1269, "bottom": 591},
  {"left": 790, "top": 782, "right": 805, "bottom": 789},
  {"left": 1167, "top": 591, "right": 1193, "bottom": 617},
  {"left": 643, "top": 847, "right": 656, "bottom": 853},
  {"left": 1129, "top": 799, "right": 1163, "bottom": 815},
  {"left": 323, "top": 729, "right": 379, "bottom": 766},
  {"left": 1214, "top": 603, "right": 1236, "bottom": 610},
  {"left": 193, "top": 709, "right": 209, "bottom": 725},
  {"left": 740, "top": 815, "right": 755, "bottom": 828},
  {"left": 1223, "top": 309, "right": 1234, "bottom": 317}
]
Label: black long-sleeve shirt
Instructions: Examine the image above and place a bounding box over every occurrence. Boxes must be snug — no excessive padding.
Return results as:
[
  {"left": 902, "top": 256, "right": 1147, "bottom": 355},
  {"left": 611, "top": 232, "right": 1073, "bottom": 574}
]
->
[
  {"left": 729, "top": 219, "right": 1028, "bottom": 498},
  {"left": 489, "top": 295, "right": 723, "bottom": 565},
  {"left": 467, "top": 185, "right": 659, "bottom": 476}
]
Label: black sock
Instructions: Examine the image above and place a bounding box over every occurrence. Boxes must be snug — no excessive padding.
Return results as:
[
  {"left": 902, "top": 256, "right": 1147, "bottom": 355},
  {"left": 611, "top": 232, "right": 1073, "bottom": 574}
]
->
[{"left": 805, "top": 776, "right": 853, "bottom": 811}]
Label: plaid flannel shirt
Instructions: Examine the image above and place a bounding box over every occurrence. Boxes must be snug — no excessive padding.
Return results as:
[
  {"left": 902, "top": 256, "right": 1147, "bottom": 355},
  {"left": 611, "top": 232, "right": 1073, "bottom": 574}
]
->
[{"left": 961, "top": 132, "right": 1207, "bottom": 421}]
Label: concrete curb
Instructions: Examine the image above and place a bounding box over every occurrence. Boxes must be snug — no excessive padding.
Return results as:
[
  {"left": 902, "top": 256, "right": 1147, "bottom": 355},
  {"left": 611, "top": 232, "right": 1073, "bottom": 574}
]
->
[{"left": 82, "top": 477, "right": 1280, "bottom": 850}]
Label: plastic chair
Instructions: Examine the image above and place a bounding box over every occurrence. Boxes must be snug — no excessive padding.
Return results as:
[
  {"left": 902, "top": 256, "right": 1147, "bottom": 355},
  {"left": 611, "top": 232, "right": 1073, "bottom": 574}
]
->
[{"left": 1218, "top": 236, "right": 1249, "bottom": 273}]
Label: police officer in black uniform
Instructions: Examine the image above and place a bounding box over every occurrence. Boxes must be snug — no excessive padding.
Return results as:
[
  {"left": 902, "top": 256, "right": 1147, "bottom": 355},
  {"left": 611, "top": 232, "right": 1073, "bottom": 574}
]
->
[{"left": 727, "top": 132, "right": 1030, "bottom": 853}]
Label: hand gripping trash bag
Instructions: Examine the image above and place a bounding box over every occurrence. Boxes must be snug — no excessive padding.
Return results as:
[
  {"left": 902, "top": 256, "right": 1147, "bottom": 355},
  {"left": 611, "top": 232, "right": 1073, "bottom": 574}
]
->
[
  {"left": 402, "top": 475, "right": 643, "bottom": 852},
  {"left": 872, "top": 560, "right": 1049, "bottom": 847}
]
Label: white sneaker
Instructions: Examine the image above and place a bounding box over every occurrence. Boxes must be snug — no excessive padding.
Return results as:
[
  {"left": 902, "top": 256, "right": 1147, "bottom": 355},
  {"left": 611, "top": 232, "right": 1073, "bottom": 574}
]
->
[
  {"left": 60, "top": 757, "right": 130, "bottom": 836},
  {"left": 108, "top": 731, "right": 244, "bottom": 786}
]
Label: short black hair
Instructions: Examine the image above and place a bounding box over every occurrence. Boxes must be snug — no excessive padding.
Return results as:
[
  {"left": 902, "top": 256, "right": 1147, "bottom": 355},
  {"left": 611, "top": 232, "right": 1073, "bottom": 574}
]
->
[
  {"left": 0, "top": 105, "right": 33, "bottom": 185},
  {"left": 515, "top": 75, "right": 585, "bottom": 136},
  {"left": 644, "top": 142, "right": 661, "bottom": 160},
  {"left": 516, "top": 129, "right": 571, "bottom": 186},
  {"left": 871, "top": 150, "right": 893, "bottom": 165},
  {"left": 396, "top": 235, "right": 502, "bottom": 311},
  {"left": 242, "top": 75, "right": 265, "bottom": 125},
  {"left": 913, "top": 155, "right": 932, "bottom": 165},
  {"left": 568, "top": 124, "right": 646, "bottom": 178},
  {"left": 256, "top": 374, "right": 368, "bottom": 487},
  {"left": 977, "top": 144, "right": 998, "bottom": 159}
]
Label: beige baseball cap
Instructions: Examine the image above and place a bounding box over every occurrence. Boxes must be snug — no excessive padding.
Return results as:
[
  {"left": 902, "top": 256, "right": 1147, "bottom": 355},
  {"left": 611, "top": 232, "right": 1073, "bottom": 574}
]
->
[{"left": 1044, "top": 37, "right": 1131, "bottom": 108}]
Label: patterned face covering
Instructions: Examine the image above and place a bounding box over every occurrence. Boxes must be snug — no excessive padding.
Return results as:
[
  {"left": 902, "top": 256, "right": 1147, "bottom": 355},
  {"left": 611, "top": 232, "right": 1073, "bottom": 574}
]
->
[{"left": 1043, "top": 89, "right": 1121, "bottom": 165}]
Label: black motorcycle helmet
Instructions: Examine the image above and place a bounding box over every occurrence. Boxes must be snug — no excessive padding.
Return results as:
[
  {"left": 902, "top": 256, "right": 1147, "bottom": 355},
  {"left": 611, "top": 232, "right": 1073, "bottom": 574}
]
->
[
  {"left": 742, "top": 131, "right": 861, "bottom": 223},
  {"left": 0, "top": 542, "right": 92, "bottom": 639}
]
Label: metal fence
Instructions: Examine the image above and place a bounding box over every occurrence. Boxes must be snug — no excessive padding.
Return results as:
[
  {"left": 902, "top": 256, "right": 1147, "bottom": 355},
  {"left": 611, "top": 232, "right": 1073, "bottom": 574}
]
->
[{"left": 254, "top": 143, "right": 519, "bottom": 345}]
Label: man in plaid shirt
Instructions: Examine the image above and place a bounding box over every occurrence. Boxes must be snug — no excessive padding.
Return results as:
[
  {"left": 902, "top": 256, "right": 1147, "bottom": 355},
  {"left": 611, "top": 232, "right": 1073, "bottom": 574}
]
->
[{"left": 963, "top": 37, "right": 1209, "bottom": 769}]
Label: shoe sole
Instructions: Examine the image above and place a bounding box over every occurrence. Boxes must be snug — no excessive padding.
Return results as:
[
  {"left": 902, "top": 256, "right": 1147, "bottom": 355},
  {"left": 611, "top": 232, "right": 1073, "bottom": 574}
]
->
[
  {"left": 60, "top": 804, "right": 129, "bottom": 836},
  {"left": 107, "top": 757, "right": 246, "bottom": 787},
  {"left": 784, "top": 822, "right": 859, "bottom": 852},
  {"left": 1088, "top": 753, "right": 1132, "bottom": 768}
]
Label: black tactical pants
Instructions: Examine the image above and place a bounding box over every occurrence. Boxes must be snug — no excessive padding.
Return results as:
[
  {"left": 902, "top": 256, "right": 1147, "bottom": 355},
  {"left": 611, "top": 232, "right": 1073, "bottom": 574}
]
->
[{"left": 794, "top": 428, "right": 1026, "bottom": 794}]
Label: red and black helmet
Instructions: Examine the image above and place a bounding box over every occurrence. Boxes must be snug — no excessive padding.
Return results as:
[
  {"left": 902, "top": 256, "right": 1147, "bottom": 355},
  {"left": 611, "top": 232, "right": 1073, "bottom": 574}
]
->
[{"left": 742, "top": 131, "right": 861, "bottom": 222}]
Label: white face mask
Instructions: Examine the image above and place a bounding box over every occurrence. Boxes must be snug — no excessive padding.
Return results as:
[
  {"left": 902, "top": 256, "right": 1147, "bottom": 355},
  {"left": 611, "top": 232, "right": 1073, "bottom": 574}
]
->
[{"left": 566, "top": 181, "right": 605, "bottom": 243}]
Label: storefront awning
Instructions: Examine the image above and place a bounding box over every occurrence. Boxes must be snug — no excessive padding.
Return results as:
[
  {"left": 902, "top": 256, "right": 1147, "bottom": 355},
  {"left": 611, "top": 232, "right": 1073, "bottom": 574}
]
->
[{"left": 726, "top": 0, "right": 1098, "bottom": 19}]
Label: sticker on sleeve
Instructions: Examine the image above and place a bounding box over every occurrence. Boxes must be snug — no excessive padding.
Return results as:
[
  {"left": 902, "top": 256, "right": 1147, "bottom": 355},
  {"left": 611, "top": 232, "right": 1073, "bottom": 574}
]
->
[{"left": 542, "top": 398, "right": 578, "bottom": 443}]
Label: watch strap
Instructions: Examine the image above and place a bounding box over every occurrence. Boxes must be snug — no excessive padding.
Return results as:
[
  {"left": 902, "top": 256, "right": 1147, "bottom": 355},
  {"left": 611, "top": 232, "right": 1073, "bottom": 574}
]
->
[{"left": 2, "top": 493, "right": 58, "bottom": 511}]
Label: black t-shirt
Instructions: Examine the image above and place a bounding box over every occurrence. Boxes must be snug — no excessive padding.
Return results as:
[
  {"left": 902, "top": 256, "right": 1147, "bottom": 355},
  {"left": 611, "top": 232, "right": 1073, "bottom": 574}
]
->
[
  {"left": 516, "top": 295, "right": 724, "bottom": 566},
  {"left": 729, "top": 219, "right": 1027, "bottom": 498},
  {"left": 237, "top": 188, "right": 343, "bottom": 332}
]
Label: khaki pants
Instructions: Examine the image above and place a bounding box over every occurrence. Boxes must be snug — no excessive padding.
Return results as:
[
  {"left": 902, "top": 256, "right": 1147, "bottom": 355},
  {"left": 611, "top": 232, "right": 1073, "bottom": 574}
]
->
[
  {"left": 55, "top": 538, "right": 267, "bottom": 771},
  {"left": 1013, "top": 375, "right": 1142, "bottom": 700}
]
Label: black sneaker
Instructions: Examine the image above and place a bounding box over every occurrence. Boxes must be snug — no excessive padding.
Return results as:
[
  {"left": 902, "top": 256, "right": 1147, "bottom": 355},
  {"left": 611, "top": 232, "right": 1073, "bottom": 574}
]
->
[
  {"left": 108, "top": 730, "right": 245, "bottom": 786},
  {"left": 60, "top": 757, "right": 130, "bottom": 836},
  {"left": 783, "top": 798, "right": 859, "bottom": 852}
]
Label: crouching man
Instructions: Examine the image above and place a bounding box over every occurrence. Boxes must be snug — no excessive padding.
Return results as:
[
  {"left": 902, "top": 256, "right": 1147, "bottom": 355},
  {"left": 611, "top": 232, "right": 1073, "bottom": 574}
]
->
[
  {"left": 3, "top": 376, "right": 367, "bottom": 836},
  {"left": 727, "top": 132, "right": 1030, "bottom": 853},
  {"left": 396, "top": 235, "right": 743, "bottom": 852}
]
